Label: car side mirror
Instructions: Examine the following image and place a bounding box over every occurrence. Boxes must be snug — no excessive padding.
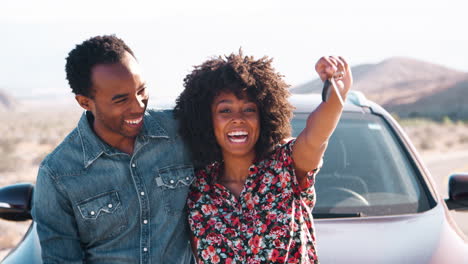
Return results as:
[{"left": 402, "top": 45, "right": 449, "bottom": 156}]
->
[
  {"left": 0, "top": 183, "right": 34, "bottom": 221},
  {"left": 445, "top": 173, "right": 468, "bottom": 211}
]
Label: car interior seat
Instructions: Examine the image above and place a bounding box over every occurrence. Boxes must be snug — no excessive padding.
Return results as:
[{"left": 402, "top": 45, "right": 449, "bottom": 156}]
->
[{"left": 314, "top": 136, "right": 370, "bottom": 208}]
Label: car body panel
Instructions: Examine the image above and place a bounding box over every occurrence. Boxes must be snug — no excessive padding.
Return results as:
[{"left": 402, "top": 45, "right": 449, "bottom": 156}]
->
[
  {"left": 2, "top": 222, "right": 42, "bottom": 264},
  {"left": 315, "top": 202, "right": 468, "bottom": 263}
]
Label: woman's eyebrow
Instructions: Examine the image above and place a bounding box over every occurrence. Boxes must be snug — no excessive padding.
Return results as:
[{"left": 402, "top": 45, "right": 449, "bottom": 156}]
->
[{"left": 214, "top": 99, "right": 233, "bottom": 106}]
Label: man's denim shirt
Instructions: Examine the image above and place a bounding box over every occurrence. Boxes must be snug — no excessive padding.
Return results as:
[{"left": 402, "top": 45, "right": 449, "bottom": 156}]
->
[{"left": 32, "top": 110, "right": 194, "bottom": 264}]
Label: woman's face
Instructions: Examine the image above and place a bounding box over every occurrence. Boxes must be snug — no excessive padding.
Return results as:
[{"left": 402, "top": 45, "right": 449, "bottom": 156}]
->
[{"left": 211, "top": 91, "right": 260, "bottom": 160}]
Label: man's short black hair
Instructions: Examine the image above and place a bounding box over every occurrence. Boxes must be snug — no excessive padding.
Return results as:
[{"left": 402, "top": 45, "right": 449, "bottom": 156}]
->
[{"left": 65, "top": 35, "right": 135, "bottom": 97}]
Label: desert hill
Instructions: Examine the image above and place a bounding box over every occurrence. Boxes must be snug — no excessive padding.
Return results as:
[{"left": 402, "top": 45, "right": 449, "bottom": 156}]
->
[
  {"left": 0, "top": 89, "right": 16, "bottom": 111},
  {"left": 291, "top": 57, "right": 468, "bottom": 119}
]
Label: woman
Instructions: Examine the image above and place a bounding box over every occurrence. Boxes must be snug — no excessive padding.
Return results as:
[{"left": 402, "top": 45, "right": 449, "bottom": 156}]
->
[{"left": 175, "top": 52, "right": 352, "bottom": 263}]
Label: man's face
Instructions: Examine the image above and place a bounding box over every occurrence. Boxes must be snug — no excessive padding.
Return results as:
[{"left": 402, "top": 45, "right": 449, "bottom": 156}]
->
[{"left": 81, "top": 52, "right": 149, "bottom": 145}]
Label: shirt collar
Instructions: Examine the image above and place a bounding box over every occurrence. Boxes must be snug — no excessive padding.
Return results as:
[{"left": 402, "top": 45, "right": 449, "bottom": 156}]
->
[{"left": 77, "top": 111, "right": 169, "bottom": 168}]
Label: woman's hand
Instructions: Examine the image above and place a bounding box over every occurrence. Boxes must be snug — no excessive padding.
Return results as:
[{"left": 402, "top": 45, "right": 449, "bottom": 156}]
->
[{"left": 315, "top": 56, "right": 353, "bottom": 102}]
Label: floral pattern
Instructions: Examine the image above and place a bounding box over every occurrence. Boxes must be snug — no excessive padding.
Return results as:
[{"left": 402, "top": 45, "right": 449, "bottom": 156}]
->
[{"left": 187, "top": 140, "right": 319, "bottom": 263}]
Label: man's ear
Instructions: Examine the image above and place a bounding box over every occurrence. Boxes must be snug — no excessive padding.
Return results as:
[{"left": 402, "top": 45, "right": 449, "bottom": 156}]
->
[{"left": 75, "top": 95, "right": 93, "bottom": 111}]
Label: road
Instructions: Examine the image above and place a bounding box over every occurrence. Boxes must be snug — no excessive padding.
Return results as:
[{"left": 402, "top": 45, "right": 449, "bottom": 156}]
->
[{"left": 422, "top": 150, "right": 468, "bottom": 236}]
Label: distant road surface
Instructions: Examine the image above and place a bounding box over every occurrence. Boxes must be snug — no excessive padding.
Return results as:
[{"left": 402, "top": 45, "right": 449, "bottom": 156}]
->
[{"left": 422, "top": 150, "right": 468, "bottom": 236}]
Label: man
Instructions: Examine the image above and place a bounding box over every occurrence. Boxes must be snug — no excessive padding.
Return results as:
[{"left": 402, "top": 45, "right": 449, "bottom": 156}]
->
[{"left": 32, "top": 35, "right": 194, "bottom": 263}]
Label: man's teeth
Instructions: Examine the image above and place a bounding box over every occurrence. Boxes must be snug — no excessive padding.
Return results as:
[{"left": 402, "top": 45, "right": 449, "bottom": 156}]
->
[{"left": 125, "top": 117, "right": 143, "bottom": 125}]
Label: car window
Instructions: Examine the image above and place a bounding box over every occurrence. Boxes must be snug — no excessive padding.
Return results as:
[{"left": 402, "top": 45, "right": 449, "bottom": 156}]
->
[{"left": 292, "top": 112, "right": 432, "bottom": 217}]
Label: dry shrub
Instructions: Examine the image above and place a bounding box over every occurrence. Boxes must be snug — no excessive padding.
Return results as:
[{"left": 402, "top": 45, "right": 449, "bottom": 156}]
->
[
  {"left": 0, "top": 139, "right": 19, "bottom": 172},
  {"left": 400, "top": 118, "right": 468, "bottom": 152},
  {"left": 459, "top": 134, "right": 468, "bottom": 144}
]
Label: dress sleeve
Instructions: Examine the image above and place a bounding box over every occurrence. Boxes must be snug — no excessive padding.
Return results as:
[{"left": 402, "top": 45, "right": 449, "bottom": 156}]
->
[
  {"left": 275, "top": 139, "right": 322, "bottom": 192},
  {"left": 186, "top": 169, "right": 207, "bottom": 238}
]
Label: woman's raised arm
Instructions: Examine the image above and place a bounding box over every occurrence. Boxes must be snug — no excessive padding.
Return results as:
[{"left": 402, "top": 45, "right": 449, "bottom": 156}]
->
[{"left": 292, "top": 56, "right": 353, "bottom": 188}]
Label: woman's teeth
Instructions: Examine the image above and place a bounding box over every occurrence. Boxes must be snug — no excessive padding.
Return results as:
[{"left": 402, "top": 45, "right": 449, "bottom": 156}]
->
[{"left": 227, "top": 131, "right": 248, "bottom": 143}]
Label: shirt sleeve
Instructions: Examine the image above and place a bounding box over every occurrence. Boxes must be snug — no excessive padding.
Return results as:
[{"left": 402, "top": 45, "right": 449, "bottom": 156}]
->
[{"left": 32, "top": 165, "right": 84, "bottom": 264}]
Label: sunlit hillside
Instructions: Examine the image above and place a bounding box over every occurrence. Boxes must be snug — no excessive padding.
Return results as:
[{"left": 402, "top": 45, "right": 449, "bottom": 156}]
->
[{"left": 291, "top": 57, "right": 468, "bottom": 120}]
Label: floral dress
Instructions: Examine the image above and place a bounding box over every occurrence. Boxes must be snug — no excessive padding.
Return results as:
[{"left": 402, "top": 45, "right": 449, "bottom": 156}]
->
[{"left": 187, "top": 140, "right": 319, "bottom": 264}]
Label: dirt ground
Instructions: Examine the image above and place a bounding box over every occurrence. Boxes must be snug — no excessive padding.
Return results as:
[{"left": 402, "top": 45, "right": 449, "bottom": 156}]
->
[{"left": 1, "top": 105, "right": 468, "bottom": 260}]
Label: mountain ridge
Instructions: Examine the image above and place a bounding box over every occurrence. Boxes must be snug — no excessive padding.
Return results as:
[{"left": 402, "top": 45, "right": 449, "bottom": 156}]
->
[{"left": 291, "top": 57, "right": 468, "bottom": 120}]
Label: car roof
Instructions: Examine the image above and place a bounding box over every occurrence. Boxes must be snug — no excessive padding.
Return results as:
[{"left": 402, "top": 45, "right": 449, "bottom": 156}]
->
[
  {"left": 290, "top": 91, "right": 377, "bottom": 114},
  {"left": 153, "top": 91, "right": 382, "bottom": 115}
]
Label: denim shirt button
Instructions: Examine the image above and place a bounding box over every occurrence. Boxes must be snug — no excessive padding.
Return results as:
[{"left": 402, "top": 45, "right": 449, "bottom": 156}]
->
[
  {"left": 132, "top": 163, "right": 136, "bottom": 168},
  {"left": 143, "top": 248, "right": 148, "bottom": 252},
  {"left": 169, "top": 179, "right": 175, "bottom": 184},
  {"left": 108, "top": 204, "right": 113, "bottom": 208},
  {"left": 143, "top": 220, "right": 148, "bottom": 224},
  {"left": 90, "top": 211, "right": 95, "bottom": 215},
  {"left": 140, "top": 192, "right": 145, "bottom": 196}
]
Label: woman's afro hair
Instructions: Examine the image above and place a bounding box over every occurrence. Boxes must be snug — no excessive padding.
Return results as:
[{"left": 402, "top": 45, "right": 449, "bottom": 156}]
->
[{"left": 174, "top": 50, "right": 294, "bottom": 169}]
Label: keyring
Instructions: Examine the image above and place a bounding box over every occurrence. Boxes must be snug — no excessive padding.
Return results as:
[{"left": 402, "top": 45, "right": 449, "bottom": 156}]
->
[{"left": 333, "top": 71, "right": 345, "bottom": 80}]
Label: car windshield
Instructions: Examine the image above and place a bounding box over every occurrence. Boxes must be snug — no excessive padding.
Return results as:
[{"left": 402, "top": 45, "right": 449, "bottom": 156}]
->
[{"left": 291, "top": 112, "right": 432, "bottom": 218}]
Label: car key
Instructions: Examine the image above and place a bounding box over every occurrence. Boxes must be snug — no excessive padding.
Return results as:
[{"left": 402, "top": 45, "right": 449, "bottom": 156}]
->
[
  {"left": 322, "top": 72, "right": 345, "bottom": 106},
  {"left": 322, "top": 79, "right": 332, "bottom": 102}
]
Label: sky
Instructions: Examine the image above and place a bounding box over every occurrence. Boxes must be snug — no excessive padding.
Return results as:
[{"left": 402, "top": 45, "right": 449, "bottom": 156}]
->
[{"left": 1, "top": 0, "right": 467, "bottom": 106}]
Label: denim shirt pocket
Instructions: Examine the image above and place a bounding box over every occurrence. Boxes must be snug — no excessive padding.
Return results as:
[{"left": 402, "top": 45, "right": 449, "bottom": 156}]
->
[
  {"left": 76, "top": 191, "right": 128, "bottom": 241},
  {"left": 155, "top": 165, "right": 195, "bottom": 215}
]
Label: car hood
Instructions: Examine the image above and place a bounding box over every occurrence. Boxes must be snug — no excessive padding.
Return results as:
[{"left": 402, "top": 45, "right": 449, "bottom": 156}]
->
[{"left": 314, "top": 202, "right": 468, "bottom": 263}]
